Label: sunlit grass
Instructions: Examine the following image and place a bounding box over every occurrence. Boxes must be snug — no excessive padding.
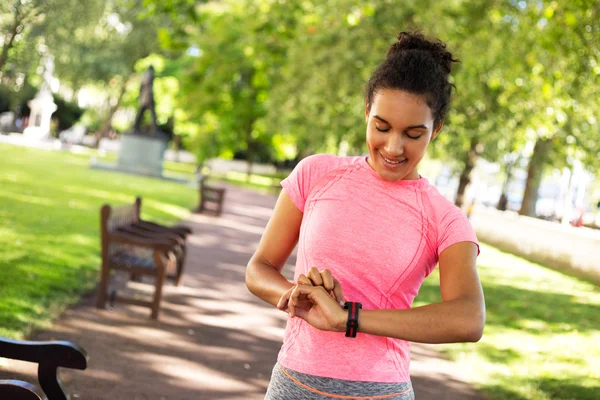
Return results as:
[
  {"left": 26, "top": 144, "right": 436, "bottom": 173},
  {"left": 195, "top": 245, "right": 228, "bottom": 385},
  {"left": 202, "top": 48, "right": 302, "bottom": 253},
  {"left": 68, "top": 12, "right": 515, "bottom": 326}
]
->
[
  {"left": 414, "top": 243, "right": 600, "bottom": 400},
  {"left": 0, "top": 144, "right": 197, "bottom": 339}
]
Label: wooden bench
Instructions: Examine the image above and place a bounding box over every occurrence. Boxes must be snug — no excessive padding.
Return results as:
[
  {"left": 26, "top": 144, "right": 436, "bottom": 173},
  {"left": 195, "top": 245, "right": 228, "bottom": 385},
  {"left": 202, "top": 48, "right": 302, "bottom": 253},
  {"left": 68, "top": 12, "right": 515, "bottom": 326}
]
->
[
  {"left": 131, "top": 197, "right": 191, "bottom": 286},
  {"left": 96, "top": 197, "right": 191, "bottom": 319},
  {"left": 198, "top": 177, "right": 226, "bottom": 216},
  {"left": 0, "top": 337, "right": 88, "bottom": 400}
]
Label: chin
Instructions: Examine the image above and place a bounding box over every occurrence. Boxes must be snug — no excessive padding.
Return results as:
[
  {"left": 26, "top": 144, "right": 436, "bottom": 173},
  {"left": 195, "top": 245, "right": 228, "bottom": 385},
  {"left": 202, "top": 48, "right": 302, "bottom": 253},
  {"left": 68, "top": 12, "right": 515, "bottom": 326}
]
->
[{"left": 378, "top": 171, "right": 404, "bottom": 182}]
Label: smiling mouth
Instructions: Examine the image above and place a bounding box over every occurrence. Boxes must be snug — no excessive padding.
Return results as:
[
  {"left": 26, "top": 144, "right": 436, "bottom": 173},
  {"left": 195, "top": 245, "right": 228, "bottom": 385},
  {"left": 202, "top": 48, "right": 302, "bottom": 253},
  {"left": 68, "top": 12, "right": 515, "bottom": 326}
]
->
[{"left": 379, "top": 152, "right": 406, "bottom": 167}]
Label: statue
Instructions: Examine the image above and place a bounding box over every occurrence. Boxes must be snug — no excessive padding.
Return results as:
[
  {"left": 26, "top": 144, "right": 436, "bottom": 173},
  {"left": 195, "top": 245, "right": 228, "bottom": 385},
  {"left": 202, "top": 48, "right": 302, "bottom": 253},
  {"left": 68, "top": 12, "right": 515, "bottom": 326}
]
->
[
  {"left": 23, "top": 53, "right": 57, "bottom": 139},
  {"left": 113, "top": 64, "right": 168, "bottom": 177},
  {"left": 133, "top": 65, "right": 158, "bottom": 133},
  {"left": 40, "top": 54, "right": 55, "bottom": 93}
]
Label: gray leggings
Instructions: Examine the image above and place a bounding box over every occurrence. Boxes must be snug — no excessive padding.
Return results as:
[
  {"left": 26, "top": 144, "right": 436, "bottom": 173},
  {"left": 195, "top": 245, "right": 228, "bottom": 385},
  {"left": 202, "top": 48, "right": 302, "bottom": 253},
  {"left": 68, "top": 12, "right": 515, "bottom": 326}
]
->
[{"left": 265, "top": 363, "right": 414, "bottom": 399}]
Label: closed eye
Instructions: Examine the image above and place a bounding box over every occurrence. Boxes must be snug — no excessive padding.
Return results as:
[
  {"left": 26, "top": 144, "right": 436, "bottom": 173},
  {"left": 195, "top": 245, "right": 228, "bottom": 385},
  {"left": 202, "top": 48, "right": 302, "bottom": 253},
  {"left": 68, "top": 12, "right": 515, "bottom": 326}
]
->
[
  {"left": 406, "top": 132, "right": 423, "bottom": 140},
  {"left": 375, "top": 125, "right": 391, "bottom": 133}
]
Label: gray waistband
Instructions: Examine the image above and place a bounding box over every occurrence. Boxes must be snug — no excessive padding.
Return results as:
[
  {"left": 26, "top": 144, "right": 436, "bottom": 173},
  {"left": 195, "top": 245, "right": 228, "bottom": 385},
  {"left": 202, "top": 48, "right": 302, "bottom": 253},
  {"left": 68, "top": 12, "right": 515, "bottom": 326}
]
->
[{"left": 266, "top": 363, "right": 414, "bottom": 399}]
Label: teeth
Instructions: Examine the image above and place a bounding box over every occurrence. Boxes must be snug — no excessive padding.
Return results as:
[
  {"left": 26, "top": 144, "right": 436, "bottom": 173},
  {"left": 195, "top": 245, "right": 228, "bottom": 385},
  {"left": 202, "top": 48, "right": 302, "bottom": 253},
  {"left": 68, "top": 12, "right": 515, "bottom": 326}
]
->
[{"left": 382, "top": 156, "right": 403, "bottom": 164}]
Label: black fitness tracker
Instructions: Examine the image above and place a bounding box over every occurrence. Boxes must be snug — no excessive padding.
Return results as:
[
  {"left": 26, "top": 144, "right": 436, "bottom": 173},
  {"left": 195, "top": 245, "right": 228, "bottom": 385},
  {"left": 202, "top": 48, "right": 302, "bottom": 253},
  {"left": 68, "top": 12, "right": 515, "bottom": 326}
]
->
[{"left": 343, "top": 302, "right": 362, "bottom": 338}]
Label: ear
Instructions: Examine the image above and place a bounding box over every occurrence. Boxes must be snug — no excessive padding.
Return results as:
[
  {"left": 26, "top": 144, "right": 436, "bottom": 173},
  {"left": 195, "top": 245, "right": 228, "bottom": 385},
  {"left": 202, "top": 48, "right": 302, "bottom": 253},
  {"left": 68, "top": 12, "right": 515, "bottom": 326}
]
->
[
  {"left": 365, "top": 101, "right": 370, "bottom": 123},
  {"left": 431, "top": 121, "right": 444, "bottom": 141}
]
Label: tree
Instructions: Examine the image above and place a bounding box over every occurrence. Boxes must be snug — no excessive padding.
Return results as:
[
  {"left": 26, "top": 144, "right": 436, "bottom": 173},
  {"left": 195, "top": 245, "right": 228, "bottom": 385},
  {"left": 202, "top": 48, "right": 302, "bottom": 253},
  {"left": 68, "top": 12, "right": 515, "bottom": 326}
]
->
[
  {"left": 515, "top": 1, "right": 600, "bottom": 216},
  {"left": 174, "top": 0, "right": 301, "bottom": 175},
  {"left": 0, "top": 0, "right": 104, "bottom": 74},
  {"left": 139, "top": 0, "right": 600, "bottom": 206},
  {"left": 49, "top": 0, "right": 166, "bottom": 142}
]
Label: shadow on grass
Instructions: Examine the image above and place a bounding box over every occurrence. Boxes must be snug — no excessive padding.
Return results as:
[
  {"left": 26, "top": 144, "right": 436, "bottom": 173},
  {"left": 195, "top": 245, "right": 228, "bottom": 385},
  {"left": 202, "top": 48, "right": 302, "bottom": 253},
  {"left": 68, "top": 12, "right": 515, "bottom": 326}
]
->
[
  {"left": 471, "top": 342, "right": 522, "bottom": 364},
  {"left": 535, "top": 377, "right": 600, "bottom": 400},
  {"left": 481, "top": 384, "right": 529, "bottom": 400}
]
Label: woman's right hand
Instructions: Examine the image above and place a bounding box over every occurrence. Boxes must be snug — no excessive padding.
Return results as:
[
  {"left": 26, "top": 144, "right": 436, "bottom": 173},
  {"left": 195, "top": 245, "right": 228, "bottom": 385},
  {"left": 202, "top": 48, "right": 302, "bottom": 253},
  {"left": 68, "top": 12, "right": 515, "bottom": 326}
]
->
[{"left": 277, "top": 267, "right": 345, "bottom": 312}]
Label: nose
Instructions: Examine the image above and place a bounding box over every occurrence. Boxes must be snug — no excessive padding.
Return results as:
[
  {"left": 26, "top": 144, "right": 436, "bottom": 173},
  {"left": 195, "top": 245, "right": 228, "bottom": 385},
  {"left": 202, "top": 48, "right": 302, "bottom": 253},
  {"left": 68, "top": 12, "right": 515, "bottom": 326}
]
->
[{"left": 384, "top": 133, "right": 404, "bottom": 156}]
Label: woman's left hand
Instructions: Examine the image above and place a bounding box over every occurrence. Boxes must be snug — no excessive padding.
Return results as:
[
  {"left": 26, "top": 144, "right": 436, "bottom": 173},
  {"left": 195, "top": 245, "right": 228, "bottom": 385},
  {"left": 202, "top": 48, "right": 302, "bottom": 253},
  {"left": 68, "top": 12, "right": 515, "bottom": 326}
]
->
[{"left": 286, "top": 285, "right": 347, "bottom": 332}]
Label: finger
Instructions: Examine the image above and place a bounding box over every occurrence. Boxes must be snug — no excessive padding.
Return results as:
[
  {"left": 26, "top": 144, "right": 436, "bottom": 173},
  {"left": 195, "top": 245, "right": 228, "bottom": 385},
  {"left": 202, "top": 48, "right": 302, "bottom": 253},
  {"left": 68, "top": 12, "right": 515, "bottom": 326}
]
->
[
  {"left": 288, "top": 286, "right": 298, "bottom": 318},
  {"left": 308, "top": 267, "right": 324, "bottom": 287},
  {"left": 292, "top": 284, "right": 328, "bottom": 302},
  {"left": 333, "top": 278, "right": 346, "bottom": 305},
  {"left": 321, "top": 269, "right": 335, "bottom": 292},
  {"left": 288, "top": 284, "right": 307, "bottom": 318},
  {"left": 277, "top": 287, "right": 293, "bottom": 310},
  {"left": 297, "top": 274, "right": 313, "bottom": 286}
]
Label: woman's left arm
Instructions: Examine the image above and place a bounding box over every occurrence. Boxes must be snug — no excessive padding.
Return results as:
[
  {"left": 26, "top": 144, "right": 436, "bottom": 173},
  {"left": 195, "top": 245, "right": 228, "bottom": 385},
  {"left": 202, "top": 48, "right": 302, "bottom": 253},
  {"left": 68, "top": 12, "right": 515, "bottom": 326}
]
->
[{"left": 358, "top": 241, "right": 485, "bottom": 343}]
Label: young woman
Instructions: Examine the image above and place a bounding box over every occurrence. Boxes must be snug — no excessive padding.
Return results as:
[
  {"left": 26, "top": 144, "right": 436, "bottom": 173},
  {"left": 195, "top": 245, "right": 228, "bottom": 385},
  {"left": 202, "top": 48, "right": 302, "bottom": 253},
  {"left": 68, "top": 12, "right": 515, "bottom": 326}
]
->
[{"left": 246, "top": 31, "right": 485, "bottom": 400}]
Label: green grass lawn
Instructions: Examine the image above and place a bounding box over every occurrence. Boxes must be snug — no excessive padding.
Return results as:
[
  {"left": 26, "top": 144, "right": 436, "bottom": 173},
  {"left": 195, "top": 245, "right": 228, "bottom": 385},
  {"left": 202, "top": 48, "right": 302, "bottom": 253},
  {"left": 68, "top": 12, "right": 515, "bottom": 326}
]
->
[
  {"left": 414, "top": 243, "right": 600, "bottom": 400},
  {"left": 0, "top": 143, "right": 197, "bottom": 339}
]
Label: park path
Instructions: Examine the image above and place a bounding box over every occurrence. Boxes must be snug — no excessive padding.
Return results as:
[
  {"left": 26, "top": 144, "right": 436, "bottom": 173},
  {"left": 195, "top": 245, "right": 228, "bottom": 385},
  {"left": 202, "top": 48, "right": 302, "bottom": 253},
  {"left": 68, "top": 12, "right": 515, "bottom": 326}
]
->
[{"left": 4, "top": 184, "right": 485, "bottom": 399}]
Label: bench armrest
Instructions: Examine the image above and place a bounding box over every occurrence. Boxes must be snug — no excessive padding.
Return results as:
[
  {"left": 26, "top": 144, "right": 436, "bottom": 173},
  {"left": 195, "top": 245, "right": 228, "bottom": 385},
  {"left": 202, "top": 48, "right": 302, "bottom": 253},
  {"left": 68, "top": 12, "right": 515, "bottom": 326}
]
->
[
  {"left": 0, "top": 338, "right": 87, "bottom": 369},
  {"left": 0, "top": 338, "right": 88, "bottom": 400},
  {"left": 0, "top": 380, "right": 46, "bottom": 400}
]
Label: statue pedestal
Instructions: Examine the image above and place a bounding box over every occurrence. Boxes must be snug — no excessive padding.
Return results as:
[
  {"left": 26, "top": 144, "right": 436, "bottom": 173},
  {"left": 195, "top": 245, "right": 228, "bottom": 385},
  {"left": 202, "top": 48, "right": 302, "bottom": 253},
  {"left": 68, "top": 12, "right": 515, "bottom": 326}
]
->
[{"left": 117, "top": 133, "right": 168, "bottom": 177}]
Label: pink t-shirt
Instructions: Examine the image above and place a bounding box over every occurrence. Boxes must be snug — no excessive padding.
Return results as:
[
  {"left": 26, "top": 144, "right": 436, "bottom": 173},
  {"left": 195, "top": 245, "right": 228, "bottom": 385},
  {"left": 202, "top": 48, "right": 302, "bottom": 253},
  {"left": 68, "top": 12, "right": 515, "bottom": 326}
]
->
[{"left": 278, "top": 154, "right": 479, "bottom": 383}]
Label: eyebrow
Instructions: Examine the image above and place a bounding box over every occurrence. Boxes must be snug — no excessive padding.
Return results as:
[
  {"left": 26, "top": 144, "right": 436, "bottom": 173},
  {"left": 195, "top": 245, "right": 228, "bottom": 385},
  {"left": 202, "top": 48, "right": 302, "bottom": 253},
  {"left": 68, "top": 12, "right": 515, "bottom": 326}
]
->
[{"left": 373, "top": 115, "right": 428, "bottom": 131}]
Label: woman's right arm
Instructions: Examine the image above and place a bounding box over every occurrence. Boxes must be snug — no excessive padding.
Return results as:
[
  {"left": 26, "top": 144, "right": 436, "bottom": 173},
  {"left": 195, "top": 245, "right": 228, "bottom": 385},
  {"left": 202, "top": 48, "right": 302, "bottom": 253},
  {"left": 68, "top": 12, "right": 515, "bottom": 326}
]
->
[{"left": 245, "top": 189, "right": 303, "bottom": 307}]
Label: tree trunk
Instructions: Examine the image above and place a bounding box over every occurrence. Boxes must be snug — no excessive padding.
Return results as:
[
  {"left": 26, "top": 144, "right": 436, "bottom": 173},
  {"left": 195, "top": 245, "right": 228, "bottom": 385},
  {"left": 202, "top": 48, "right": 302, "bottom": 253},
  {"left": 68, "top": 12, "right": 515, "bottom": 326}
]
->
[
  {"left": 95, "top": 78, "right": 129, "bottom": 147},
  {"left": 519, "top": 138, "right": 551, "bottom": 217},
  {"left": 497, "top": 160, "right": 516, "bottom": 211},
  {"left": 455, "top": 137, "right": 482, "bottom": 208},
  {"left": 0, "top": 9, "right": 24, "bottom": 73}
]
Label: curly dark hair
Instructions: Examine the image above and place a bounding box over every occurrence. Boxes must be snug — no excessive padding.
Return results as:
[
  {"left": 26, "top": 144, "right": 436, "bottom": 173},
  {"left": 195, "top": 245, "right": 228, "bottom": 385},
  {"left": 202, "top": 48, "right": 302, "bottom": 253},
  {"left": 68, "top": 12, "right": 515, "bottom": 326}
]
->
[{"left": 365, "top": 31, "right": 459, "bottom": 129}]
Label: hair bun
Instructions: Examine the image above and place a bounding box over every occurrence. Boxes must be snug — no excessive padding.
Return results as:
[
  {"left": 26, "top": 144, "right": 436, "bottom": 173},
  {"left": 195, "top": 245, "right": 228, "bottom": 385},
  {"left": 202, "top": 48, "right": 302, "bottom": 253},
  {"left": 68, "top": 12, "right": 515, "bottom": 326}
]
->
[{"left": 387, "top": 31, "right": 457, "bottom": 74}]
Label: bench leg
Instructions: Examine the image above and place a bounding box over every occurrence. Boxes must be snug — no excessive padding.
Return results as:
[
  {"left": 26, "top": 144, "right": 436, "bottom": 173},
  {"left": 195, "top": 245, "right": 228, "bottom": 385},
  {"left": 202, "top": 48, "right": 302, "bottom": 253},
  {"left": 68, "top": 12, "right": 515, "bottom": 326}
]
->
[
  {"left": 129, "top": 272, "right": 141, "bottom": 282},
  {"left": 174, "top": 245, "right": 186, "bottom": 287},
  {"left": 96, "top": 263, "right": 111, "bottom": 309},
  {"left": 198, "top": 193, "right": 205, "bottom": 213},
  {"left": 151, "top": 252, "right": 169, "bottom": 319},
  {"left": 216, "top": 198, "right": 224, "bottom": 216}
]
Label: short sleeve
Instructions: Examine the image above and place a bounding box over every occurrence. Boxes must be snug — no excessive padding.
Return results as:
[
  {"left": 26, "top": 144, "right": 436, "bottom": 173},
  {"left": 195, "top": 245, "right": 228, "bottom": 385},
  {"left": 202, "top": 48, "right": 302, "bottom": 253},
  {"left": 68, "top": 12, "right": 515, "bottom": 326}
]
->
[
  {"left": 437, "top": 207, "right": 480, "bottom": 257},
  {"left": 280, "top": 154, "right": 336, "bottom": 212}
]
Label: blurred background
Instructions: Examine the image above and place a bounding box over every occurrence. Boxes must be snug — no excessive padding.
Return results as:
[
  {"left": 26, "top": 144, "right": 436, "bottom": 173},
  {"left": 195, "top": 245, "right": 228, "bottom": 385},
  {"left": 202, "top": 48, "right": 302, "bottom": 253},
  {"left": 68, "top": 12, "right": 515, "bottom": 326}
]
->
[
  {"left": 1, "top": 0, "right": 598, "bottom": 223},
  {"left": 0, "top": 1, "right": 599, "bottom": 399}
]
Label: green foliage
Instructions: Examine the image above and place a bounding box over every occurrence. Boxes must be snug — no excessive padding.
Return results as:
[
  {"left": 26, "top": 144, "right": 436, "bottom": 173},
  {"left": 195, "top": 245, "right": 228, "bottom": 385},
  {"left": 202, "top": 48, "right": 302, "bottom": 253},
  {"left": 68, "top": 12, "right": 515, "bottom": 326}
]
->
[
  {"left": 172, "top": 1, "right": 290, "bottom": 165},
  {"left": 0, "top": 0, "right": 105, "bottom": 74},
  {"left": 140, "top": 0, "right": 203, "bottom": 51},
  {"left": 49, "top": 1, "right": 163, "bottom": 89},
  {"left": 53, "top": 96, "right": 84, "bottom": 131},
  {"left": 0, "top": 143, "right": 196, "bottom": 338},
  {"left": 3, "top": 0, "right": 598, "bottom": 202}
]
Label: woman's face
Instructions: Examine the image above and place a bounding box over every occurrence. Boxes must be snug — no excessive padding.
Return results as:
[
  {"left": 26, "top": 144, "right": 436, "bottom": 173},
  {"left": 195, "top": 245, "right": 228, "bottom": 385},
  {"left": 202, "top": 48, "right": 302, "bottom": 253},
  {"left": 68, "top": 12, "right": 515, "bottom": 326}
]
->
[{"left": 365, "top": 89, "right": 441, "bottom": 182}]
